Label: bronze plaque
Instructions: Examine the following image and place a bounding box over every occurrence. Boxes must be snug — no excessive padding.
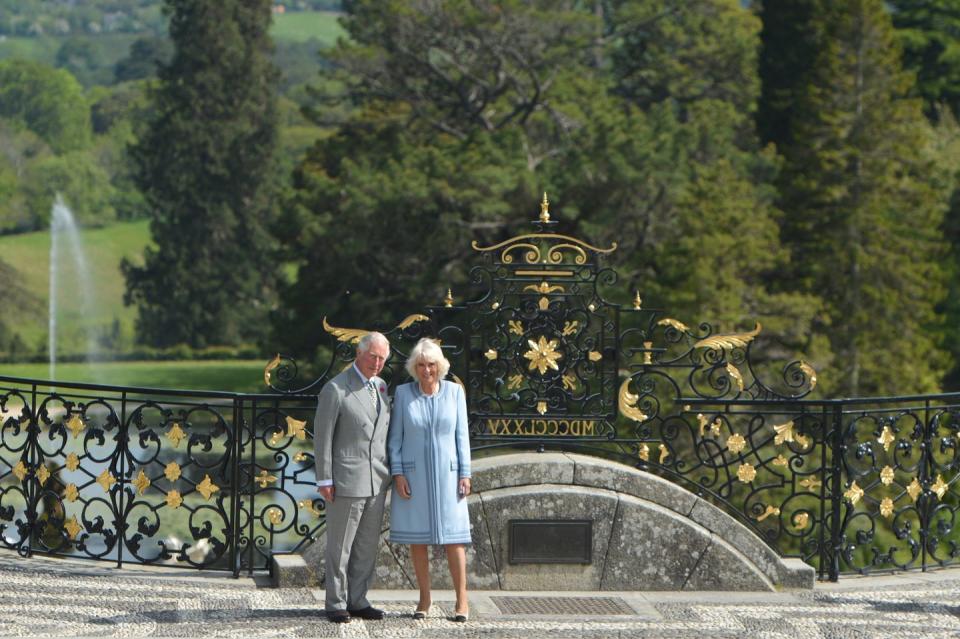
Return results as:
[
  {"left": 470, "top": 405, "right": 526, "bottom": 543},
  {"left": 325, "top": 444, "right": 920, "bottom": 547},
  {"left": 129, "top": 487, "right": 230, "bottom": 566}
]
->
[{"left": 508, "top": 519, "right": 592, "bottom": 564}]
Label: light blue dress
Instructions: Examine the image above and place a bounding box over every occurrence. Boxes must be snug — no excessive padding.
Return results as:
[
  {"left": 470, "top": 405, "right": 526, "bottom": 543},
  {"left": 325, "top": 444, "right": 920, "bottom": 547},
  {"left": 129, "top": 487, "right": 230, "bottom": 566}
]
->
[{"left": 388, "top": 380, "right": 472, "bottom": 545}]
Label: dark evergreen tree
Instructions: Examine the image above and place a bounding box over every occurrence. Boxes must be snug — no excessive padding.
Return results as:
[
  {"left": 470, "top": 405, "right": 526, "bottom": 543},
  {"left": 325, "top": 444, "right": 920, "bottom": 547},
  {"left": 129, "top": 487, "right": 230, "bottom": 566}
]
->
[
  {"left": 889, "top": 0, "right": 960, "bottom": 120},
  {"left": 123, "top": 0, "right": 279, "bottom": 348},
  {"left": 771, "top": 0, "right": 950, "bottom": 396}
]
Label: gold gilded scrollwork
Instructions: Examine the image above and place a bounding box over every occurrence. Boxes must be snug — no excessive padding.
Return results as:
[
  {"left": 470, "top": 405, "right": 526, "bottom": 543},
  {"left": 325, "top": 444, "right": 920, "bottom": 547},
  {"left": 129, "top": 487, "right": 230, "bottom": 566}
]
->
[
  {"left": 65, "top": 453, "right": 80, "bottom": 471},
  {"left": 562, "top": 373, "right": 577, "bottom": 391},
  {"left": 697, "top": 413, "right": 709, "bottom": 437},
  {"left": 484, "top": 349, "right": 498, "bottom": 361},
  {"left": 880, "top": 498, "right": 895, "bottom": 518},
  {"left": 263, "top": 353, "right": 281, "bottom": 387},
  {"left": 588, "top": 351, "right": 602, "bottom": 362},
  {"left": 508, "top": 320, "right": 524, "bottom": 335},
  {"left": 293, "top": 451, "right": 309, "bottom": 463},
  {"left": 507, "top": 374, "right": 524, "bottom": 390},
  {"left": 397, "top": 314, "right": 430, "bottom": 330},
  {"left": 772, "top": 454, "right": 788, "bottom": 467},
  {"left": 618, "top": 379, "right": 648, "bottom": 423},
  {"left": 726, "top": 363, "right": 744, "bottom": 392},
  {"left": 64, "top": 483, "right": 79, "bottom": 503},
  {"left": 693, "top": 322, "right": 762, "bottom": 351},
  {"left": 36, "top": 465, "right": 50, "bottom": 486},
  {"left": 799, "top": 360, "right": 818, "bottom": 391},
  {"left": 524, "top": 281, "right": 565, "bottom": 295},
  {"left": 322, "top": 317, "right": 368, "bottom": 344},
  {"left": 639, "top": 443, "right": 650, "bottom": 461},
  {"left": 536, "top": 401, "right": 547, "bottom": 415},
  {"left": 472, "top": 233, "right": 617, "bottom": 265},
  {"left": 657, "top": 318, "right": 689, "bottom": 332},
  {"left": 799, "top": 477, "right": 822, "bottom": 491},
  {"left": 562, "top": 321, "right": 578, "bottom": 336},
  {"left": 268, "top": 508, "right": 283, "bottom": 525},
  {"left": 659, "top": 444, "right": 669, "bottom": 464}
]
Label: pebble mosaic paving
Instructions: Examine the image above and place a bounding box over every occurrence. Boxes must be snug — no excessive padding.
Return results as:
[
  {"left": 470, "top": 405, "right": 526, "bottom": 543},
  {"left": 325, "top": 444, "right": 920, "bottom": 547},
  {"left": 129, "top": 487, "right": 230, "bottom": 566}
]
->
[{"left": 1, "top": 553, "right": 960, "bottom": 638}]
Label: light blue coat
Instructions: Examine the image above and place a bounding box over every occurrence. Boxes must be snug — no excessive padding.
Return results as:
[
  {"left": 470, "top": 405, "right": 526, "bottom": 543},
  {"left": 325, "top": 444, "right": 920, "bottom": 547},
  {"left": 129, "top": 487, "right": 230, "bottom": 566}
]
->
[{"left": 388, "top": 380, "right": 472, "bottom": 545}]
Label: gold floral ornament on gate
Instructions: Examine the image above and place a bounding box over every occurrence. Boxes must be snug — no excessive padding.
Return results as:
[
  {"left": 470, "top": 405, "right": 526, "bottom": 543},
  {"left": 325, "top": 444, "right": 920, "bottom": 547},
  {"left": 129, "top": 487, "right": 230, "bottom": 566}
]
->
[{"left": 524, "top": 336, "right": 563, "bottom": 375}]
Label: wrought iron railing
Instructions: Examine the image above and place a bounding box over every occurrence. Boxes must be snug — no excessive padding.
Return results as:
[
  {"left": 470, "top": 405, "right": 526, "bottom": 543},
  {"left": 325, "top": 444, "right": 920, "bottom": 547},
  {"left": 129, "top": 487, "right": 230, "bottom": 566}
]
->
[{"left": 4, "top": 199, "right": 959, "bottom": 579}]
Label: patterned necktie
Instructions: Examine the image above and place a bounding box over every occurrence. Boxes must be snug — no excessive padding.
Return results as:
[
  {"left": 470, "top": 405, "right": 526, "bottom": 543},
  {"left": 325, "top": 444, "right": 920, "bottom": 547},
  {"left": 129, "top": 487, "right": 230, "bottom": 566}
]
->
[{"left": 366, "top": 379, "right": 379, "bottom": 411}]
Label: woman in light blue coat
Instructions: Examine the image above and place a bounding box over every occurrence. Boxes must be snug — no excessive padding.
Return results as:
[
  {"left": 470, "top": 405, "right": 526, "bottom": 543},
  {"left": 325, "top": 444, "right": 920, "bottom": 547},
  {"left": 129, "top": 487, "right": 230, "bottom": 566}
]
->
[{"left": 389, "top": 338, "right": 472, "bottom": 622}]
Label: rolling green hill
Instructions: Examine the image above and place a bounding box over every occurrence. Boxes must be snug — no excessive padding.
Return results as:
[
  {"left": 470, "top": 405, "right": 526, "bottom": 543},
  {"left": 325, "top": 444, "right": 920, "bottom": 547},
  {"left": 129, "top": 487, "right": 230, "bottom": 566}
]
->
[{"left": 0, "top": 219, "right": 151, "bottom": 356}]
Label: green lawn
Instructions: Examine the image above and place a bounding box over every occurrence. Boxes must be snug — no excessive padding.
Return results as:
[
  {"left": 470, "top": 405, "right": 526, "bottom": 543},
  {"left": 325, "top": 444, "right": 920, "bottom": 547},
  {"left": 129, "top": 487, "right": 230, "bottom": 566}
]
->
[
  {"left": 272, "top": 10, "right": 343, "bottom": 45},
  {"left": 1, "top": 359, "right": 268, "bottom": 393},
  {"left": 0, "top": 219, "right": 152, "bottom": 355}
]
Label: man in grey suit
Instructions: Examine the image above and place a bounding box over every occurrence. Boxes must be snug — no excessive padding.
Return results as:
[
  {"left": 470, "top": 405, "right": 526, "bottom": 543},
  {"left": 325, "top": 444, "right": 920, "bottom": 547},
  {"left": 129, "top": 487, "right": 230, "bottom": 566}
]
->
[{"left": 314, "top": 331, "right": 391, "bottom": 623}]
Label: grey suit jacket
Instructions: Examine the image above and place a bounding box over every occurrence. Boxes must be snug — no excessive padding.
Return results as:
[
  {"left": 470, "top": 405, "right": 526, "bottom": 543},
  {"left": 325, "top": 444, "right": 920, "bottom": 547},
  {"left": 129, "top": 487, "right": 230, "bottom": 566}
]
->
[{"left": 313, "top": 367, "right": 391, "bottom": 498}]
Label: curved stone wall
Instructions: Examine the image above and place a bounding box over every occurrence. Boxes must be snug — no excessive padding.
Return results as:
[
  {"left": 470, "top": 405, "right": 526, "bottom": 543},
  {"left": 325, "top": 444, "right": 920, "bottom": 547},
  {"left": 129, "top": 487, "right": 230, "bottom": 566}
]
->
[{"left": 297, "top": 452, "right": 814, "bottom": 591}]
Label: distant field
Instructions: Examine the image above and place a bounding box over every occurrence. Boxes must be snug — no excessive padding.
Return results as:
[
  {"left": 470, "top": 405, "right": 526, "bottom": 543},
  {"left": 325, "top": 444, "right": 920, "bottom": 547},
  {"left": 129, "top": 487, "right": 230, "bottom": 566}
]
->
[
  {"left": 0, "top": 11, "right": 342, "bottom": 67},
  {"left": 272, "top": 10, "right": 343, "bottom": 45},
  {"left": 0, "top": 219, "right": 151, "bottom": 355},
  {"left": 1, "top": 359, "right": 268, "bottom": 393}
]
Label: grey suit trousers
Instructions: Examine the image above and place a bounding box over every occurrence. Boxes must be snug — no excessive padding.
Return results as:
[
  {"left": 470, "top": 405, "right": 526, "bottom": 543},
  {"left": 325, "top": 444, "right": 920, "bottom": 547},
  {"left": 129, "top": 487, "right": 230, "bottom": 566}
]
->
[{"left": 324, "top": 488, "right": 388, "bottom": 611}]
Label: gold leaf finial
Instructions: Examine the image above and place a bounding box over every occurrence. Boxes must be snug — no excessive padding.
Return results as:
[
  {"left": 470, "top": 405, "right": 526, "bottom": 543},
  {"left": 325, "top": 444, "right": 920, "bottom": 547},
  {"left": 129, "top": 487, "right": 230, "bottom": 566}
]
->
[
  {"left": 196, "top": 474, "right": 220, "bottom": 500},
  {"left": 322, "top": 317, "right": 369, "bottom": 344},
  {"left": 632, "top": 291, "right": 642, "bottom": 310},
  {"left": 444, "top": 288, "right": 453, "bottom": 308},
  {"left": 844, "top": 480, "right": 864, "bottom": 506},
  {"left": 618, "top": 378, "right": 648, "bottom": 423},
  {"left": 539, "top": 192, "right": 550, "bottom": 223}
]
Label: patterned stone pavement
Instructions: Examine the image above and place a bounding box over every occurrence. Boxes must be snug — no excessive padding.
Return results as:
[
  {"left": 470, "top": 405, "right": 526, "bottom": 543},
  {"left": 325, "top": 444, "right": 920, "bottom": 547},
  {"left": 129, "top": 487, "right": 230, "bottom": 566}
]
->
[{"left": 1, "top": 552, "right": 960, "bottom": 638}]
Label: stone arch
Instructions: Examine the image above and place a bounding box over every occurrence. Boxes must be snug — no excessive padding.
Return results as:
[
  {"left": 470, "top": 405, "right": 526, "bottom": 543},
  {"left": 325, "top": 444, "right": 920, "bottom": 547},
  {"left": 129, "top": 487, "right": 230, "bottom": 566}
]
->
[{"left": 298, "top": 453, "right": 814, "bottom": 591}]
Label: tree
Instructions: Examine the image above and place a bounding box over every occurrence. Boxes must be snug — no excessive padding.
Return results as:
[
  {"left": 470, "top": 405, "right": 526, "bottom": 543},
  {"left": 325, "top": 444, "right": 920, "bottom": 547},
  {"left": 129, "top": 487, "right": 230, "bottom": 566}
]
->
[
  {"left": 889, "top": 0, "right": 960, "bottom": 121},
  {"left": 275, "top": 0, "right": 813, "bottom": 371},
  {"left": 0, "top": 60, "right": 91, "bottom": 153},
  {"left": 123, "top": 0, "right": 280, "bottom": 348},
  {"left": 113, "top": 37, "right": 173, "bottom": 84},
  {"left": 768, "top": 0, "right": 950, "bottom": 396}
]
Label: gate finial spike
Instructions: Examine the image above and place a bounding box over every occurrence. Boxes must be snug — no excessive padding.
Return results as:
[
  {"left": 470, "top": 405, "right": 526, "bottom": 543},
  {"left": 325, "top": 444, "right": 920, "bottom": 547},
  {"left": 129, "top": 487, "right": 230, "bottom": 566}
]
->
[
  {"left": 539, "top": 192, "right": 550, "bottom": 223},
  {"left": 444, "top": 288, "right": 453, "bottom": 307},
  {"left": 633, "top": 291, "right": 642, "bottom": 310}
]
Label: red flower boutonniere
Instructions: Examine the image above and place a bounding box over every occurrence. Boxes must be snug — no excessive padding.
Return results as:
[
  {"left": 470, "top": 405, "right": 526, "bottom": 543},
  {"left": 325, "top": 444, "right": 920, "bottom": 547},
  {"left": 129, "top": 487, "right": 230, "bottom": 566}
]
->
[{"left": 379, "top": 384, "right": 386, "bottom": 394}]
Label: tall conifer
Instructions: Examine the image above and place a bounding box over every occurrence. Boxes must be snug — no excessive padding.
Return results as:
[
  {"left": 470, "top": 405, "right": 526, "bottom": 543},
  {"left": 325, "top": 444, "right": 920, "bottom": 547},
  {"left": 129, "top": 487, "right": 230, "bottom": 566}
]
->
[
  {"left": 123, "top": 0, "right": 279, "bottom": 348},
  {"left": 771, "top": 0, "right": 950, "bottom": 395}
]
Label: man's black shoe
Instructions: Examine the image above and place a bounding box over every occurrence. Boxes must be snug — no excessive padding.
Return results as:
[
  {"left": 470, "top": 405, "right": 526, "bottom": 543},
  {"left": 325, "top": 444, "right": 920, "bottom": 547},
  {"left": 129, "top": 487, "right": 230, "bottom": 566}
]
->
[
  {"left": 347, "top": 606, "right": 385, "bottom": 620},
  {"left": 327, "top": 610, "right": 350, "bottom": 623}
]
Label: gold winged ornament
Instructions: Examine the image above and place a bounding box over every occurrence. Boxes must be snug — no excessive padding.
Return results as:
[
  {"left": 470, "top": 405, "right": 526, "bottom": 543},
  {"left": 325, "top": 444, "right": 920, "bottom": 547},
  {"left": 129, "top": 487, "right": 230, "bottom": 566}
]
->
[
  {"left": 693, "top": 322, "right": 762, "bottom": 350},
  {"left": 263, "top": 353, "right": 281, "bottom": 386},
  {"left": 323, "top": 314, "right": 431, "bottom": 344}
]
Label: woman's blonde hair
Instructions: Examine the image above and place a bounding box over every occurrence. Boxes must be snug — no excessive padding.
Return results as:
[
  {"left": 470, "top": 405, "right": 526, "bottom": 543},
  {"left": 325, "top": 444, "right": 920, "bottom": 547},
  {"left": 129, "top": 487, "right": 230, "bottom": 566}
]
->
[{"left": 405, "top": 338, "right": 451, "bottom": 379}]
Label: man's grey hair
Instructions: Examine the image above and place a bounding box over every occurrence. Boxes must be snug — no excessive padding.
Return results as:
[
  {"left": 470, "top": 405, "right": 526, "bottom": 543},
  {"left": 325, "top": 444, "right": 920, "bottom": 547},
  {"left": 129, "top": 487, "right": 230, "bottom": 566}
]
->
[
  {"left": 357, "top": 331, "right": 390, "bottom": 357},
  {"left": 405, "top": 338, "right": 450, "bottom": 379}
]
